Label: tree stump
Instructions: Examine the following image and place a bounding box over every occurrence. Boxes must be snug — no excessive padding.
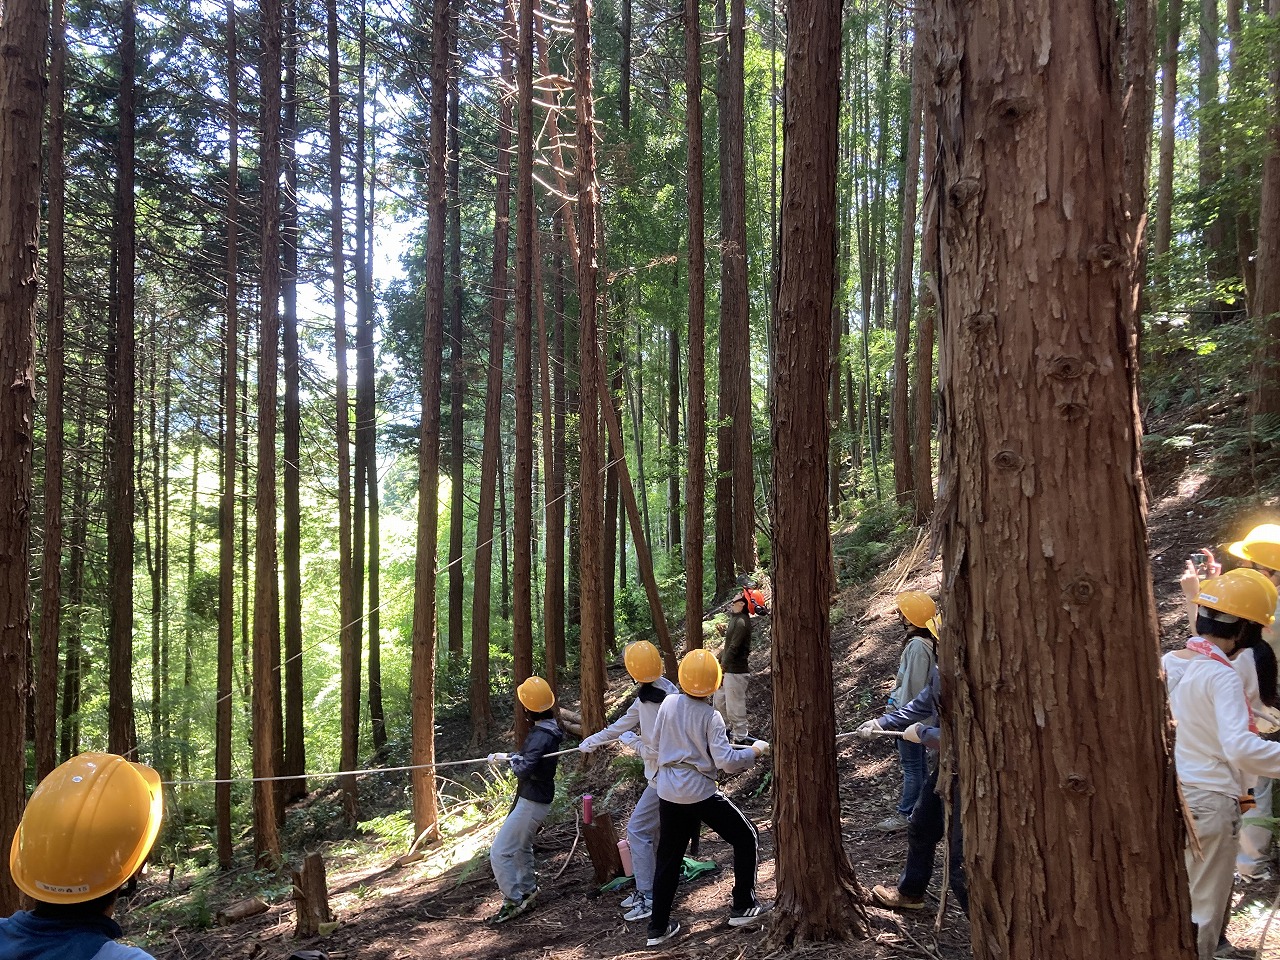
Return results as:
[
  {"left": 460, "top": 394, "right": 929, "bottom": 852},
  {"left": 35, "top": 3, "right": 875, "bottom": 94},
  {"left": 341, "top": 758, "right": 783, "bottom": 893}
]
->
[
  {"left": 292, "top": 852, "right": 332, "bottom": 938},
  {"left": 580, "top": 810, "right": 624, "bottom": 886}
]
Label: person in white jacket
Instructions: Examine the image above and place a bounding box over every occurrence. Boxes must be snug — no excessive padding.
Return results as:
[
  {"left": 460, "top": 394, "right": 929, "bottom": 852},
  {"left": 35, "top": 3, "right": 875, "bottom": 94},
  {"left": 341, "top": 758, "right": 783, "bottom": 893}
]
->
[
  {"left": 577, "top": 641, "right": 678, "bottom": 922},
  {"left": 1165, "top": 569, "right": 1280, "bottom": 960}
]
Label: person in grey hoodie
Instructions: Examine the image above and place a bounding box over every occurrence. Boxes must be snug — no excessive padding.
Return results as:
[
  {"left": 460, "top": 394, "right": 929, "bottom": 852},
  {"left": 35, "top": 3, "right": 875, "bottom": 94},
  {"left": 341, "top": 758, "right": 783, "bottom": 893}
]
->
[
  {"left": 578, "top": 641, "right": 679, "bottom": 921},
  {"left": 644, "top": 649, "right": 770, "bottom": 947}
]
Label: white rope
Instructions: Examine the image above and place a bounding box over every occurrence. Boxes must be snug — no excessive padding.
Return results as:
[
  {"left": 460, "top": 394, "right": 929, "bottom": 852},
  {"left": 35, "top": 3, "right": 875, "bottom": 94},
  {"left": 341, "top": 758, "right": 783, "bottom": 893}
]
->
[{"left": 160, "top": 746, "right": 583, "bottom": 788}]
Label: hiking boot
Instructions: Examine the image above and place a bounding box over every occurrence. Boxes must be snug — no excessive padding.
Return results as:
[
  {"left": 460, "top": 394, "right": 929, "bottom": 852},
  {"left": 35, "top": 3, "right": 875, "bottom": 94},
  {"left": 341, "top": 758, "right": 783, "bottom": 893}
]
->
[
  {"left": 623, "top": 895, "right": 652, "bottom": 922},
  {"left": 874, "top": 812, "right": 909, "bottom": 832},
  {"left": 490, "top": 886, "right": 539, "bottom": 924},
  {"left": 645, "top": 921, "right": 680, "bottom": 946},
  {"left": 870, "top": 884, "right": 924, "bottom": 911},
  {"left": 728, "top": 900, "right": 773, "bottom": 927}
]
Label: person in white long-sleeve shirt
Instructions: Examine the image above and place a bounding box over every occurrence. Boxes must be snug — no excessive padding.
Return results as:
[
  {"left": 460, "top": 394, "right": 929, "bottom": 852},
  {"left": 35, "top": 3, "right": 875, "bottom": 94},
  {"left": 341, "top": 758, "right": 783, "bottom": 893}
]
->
[
  {"left": 577, "top": 641, "right": 678, "bottom": 922},
  {"left": 1165, "top": 570, "right": 1280, "bottom": 960},
  {"left": 643, "top": 649, "right": 769, "bottom": 947}
]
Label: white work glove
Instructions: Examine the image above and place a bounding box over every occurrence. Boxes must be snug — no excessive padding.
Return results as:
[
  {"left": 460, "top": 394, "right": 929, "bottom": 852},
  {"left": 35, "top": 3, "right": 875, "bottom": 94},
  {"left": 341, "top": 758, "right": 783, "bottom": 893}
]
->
[
  {"left": 903, "top": 723, "right": 925, "bottom": 744},
  {"left": 486, "top": 752, "right": 509, "bottom": 764},
  {"left": 750, "top": 740, "right": 771, "bottom": 758},
  {"left": 618, "top": 731, "right": 641, "bottom": 750},
  {"left": 855, "top": 719, "right": 882, "bottom": 740},
  {"left": 578, "top": 741, "right": 594, "bottom": 754}
]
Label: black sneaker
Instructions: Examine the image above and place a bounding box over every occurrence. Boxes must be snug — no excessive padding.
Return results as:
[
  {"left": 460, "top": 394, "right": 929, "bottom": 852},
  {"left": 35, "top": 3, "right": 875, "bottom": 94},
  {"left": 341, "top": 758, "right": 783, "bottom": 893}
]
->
[
  {"left": 732, "top": 735, "right": 754, "bottom": 746},
  {"left": 728, "top": 900, "right": 772, "bottom": 927},
  {"left": 645, "top": 921, "right": 680, "bottom": 946}
]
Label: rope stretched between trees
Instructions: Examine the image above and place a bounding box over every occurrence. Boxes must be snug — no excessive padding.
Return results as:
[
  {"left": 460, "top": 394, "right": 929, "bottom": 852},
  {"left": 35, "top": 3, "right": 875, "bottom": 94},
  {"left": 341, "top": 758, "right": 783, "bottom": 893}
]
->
[{"left": 159, "top": 746, "right": 583, "bottom": 788}]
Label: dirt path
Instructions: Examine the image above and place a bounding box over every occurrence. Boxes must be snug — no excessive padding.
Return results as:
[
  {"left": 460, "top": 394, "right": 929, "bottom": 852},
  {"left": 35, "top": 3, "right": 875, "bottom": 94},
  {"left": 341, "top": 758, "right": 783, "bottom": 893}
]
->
[{"left": 141, "top": 484, "right": 1280, "bottom": 960}]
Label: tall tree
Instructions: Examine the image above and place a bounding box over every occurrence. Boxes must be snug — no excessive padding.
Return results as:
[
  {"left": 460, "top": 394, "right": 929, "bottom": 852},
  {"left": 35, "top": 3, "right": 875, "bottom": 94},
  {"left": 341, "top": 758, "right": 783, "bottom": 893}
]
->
[
  {"left": 1154, "top": 0, "right": 1184, "bottom": 261},
  {"left": 513, "top": 0, "right": 536, "bottom": 740},
  {"left": 37, "top": 0, "right": 68, "bottom": 783},
  {"left": 328, "top": 0, "right": 359, "bottom": 822},
  {"left": 684, "top": 0, "right": 706, "bottom": 647},
  {"left": 1199, "top": 0, "right": 1232, "bottom": 296},
  {"left": 924, "top": 0, "right": 1197, "bottom": 956},
  {"left": 252, "top": 0, "right": 284, "bottom": 864},
  {"left": 768, "top": 0, "right": 865, "bottom": 940},
  {"left": 410, "top": 0, "right": 449, "bottom": 840},
  {"left": 1253, "top": 0, "right": 1280, "bottom": 415},
  {"left": 1225, "top": 0, "right": 1257, "bottom": 310},
  {"left": 280, "top": 0, "right": 305, "bottom": 801},
  {"left": 911, "top": 96, "right": 937, "bottom": 526},
  {"left": 107, "top": 0, "right": 139, "bottom": 760},
  {"left": 446, "top": 4, "right": 466, "bottom": 660},
  {"left": 216, "top": 0, "right": 240, "bottom": 869},
  {"left": 573, "top": 0, "right": 607, "bottom": 733},
  {"left": 468, "top": 0, "right": 513, "bottom": 745},
  {"left": 668, "top": 320, "right": 681, "bottom": 554},
  {"left": 891, "top": 37, "right": 923, "bottom": 509},
  {"left": 0, "top": 0, "right": 47, "bottom": 906}
]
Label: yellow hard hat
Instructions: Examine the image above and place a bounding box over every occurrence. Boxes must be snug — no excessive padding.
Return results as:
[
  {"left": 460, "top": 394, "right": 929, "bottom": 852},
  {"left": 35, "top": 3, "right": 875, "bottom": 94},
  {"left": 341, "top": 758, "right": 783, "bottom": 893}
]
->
[
  {"left": 1227, "top": 523, "right": 1280, "bottom": 572},
  {"left": 517, "top": 676, "right": 555, "bottom": 713},
  {"left": 624, "top": 641, "right": 663, "bottom": 684},
  {"left": 678, "top": 649, "right": 722, "bottom": 698},
  {"left": 895, "top": 591, "right": 938, "bottom": 630},
  {"left": 10, "top": 753, "right": 163, "bottom": 904},
  {"left": 1197, "top": 571, "right": 1278, "bottom": 627}
]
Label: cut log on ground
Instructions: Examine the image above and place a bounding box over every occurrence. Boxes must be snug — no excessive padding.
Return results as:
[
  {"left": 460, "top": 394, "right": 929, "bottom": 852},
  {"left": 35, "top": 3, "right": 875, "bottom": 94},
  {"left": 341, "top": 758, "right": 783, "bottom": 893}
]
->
[
  {"left": 292, "top": 852, "right": 333, "bottom": 938},
  {"left": 580, "top": 809, "right": 624, "bottom": 885},
  {"left": 216, "top": 896, "right": 269, "bottom": 925}
]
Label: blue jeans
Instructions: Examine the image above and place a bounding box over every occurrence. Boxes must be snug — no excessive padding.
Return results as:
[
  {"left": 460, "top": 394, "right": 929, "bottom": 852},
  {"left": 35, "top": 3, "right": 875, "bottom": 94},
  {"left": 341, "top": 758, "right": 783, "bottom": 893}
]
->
[
  {"left": 896, "top": 739, "right": 929, "bottom": 816},
  {"left": 490, "top": 797, "right": 550, "bottom": 900}
]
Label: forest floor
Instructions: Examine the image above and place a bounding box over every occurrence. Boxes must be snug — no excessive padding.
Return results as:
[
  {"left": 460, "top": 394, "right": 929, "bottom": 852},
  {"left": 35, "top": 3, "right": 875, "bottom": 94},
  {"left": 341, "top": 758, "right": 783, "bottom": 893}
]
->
[{"left": 137, "top": 405, "right": 1280, "bottom": 960}]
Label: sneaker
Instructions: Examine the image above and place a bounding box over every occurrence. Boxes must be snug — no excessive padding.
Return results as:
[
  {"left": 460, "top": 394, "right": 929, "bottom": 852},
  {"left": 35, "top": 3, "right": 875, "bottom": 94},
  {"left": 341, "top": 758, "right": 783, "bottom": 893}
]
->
[
  {"left": 645, "top": 921, "right": 680, "bottom": 946},
  {"left": 874, "top": 813, "right": 910, "bottom": 832},
  {"left": 1238, "top": 868, "right": 1273, "bottom": 883},
  {"left": 728, "top": 900, "right": 772, "bottom": 927},
  {"left": 623, "top": 895, "right": 652, "bottom": 922},
  {"left": 490, "top": 886, "right": 539, "bottom": 924},
  {"left": 620, "top": 892, "right": 641, "bottom": 910},
  {"left": 731, "top": 734, "right": 754, "bottom": 746},
  {"left": 870, "top": 884, "right": 924, "bottom": 911}
]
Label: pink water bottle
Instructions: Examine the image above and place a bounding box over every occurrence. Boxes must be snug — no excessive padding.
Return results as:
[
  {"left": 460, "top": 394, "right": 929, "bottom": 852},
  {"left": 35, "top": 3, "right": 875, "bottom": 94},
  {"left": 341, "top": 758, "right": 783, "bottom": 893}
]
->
[
  {"left": 583, "top": 794, "right": 594, "bottom": 825},
  {"left": 617, "top": 839, "right": 634, "bottom": 876}
]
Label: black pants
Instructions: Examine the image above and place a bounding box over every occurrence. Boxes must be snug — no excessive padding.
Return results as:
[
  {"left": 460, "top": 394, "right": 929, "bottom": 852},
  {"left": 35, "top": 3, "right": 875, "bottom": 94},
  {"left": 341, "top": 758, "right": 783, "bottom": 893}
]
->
[
  {"left": 647, "top": 793, "right": 758, "bottom": 935},
  {"left": 898, "top": 763, "right": 968, "bottom": 912}
]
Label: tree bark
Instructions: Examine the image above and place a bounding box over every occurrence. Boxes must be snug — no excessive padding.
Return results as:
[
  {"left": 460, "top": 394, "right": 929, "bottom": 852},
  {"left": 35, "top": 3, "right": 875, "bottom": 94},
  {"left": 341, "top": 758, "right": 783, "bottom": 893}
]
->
[
  {"left": 61, "top": 390, "right": 88, "bottom": 764},
  {"left": 410, "top": 0, "right": 449, "bottom": 839},
  {"left": 253, "top": 0, "right": 284, "bottom": 863},
  {"left": 108, "top": 0, "right": 138, "bottom": 760},
  {"left": 1154, "top": 0, "right": 1183, "bottom": 261},
  {"left": 768, "top": 0, "right": 865, "bottom": 940},
  {"left": 1199, "top": 0, "right": 1233, "bottom": 298},
  {"left": 0, "top": 0, "right": 46, "bottom": 907},
  {"left": 923, "top": 1, "right": 1198, "bottom": 956},
  {"left": 668, "top": 319, "right": 681, "bottom": 555},
  {"left": 327, "top": 0, "right": 359, "bottom": 823},
  {"left": 891, "top": 37, "right": 923, "bottom": 509},
  {"left": 447, "top": 8, "right": 466, "bottom": 661},
  {"left": 536, "top": 221, "right": 561, "bottom": 690},
  {"left": 1226, "top": 0, "right": 1257, "bottom": 311},
  {"left": 216, "top": 0, "right": 239, "bottom": 867},
  {"left": 37, "top": 0, "right": 67, "bottom": 783},
  {"left": 281, "top": 0, "right": 305, "bottom": 801},
  {"left": 1253, "top": 0, "right": 1280, "bottom": 415},
  {"left": 573, "top": 0, "right": 607, "bottom": 734},
  {"left": 514, "top": 0, "right": 536, "bottom": 742},
  {"left": 549, "top": 209, "right": 567, "bottom": 681},
  {"left": 468, "top": 0, "right": 512, "bottom": 745},
  {"left": 911, "top": 98, "right": 937, "bottom": 527},
  {"left": 684, "top": 0, "right": 707, "bottom": 649}
]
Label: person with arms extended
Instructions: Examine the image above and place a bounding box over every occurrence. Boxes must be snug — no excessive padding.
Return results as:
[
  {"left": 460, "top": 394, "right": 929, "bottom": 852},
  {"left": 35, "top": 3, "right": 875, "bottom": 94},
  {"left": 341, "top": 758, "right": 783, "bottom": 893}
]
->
[
  {"left": 487, "top": 676, "right": 564, "bottom": 924},
  {"left": 2, "top": 753, "right": 164, "bottom": 960},
  {"left": 644, "top": 649, "right": 770, "bottom": 947},
  {"left": 577, "top": 641, "right": 679, "bottom": 921}
]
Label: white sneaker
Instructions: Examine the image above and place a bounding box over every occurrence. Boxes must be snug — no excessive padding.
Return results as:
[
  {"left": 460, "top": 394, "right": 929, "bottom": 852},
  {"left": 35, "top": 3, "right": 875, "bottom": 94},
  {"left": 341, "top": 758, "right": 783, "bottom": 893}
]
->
[
  {"left": 620, "top": 892, "right": 641, "bottom": 910},
  {"left": 874, "top": 812, "right": 909, "bottom": 832},
  {"left": 623, "top": 896, "right": 652, "bottom": 922},
  {"left": 646, "top": 921, "right": 680, "bottom": 946}
]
